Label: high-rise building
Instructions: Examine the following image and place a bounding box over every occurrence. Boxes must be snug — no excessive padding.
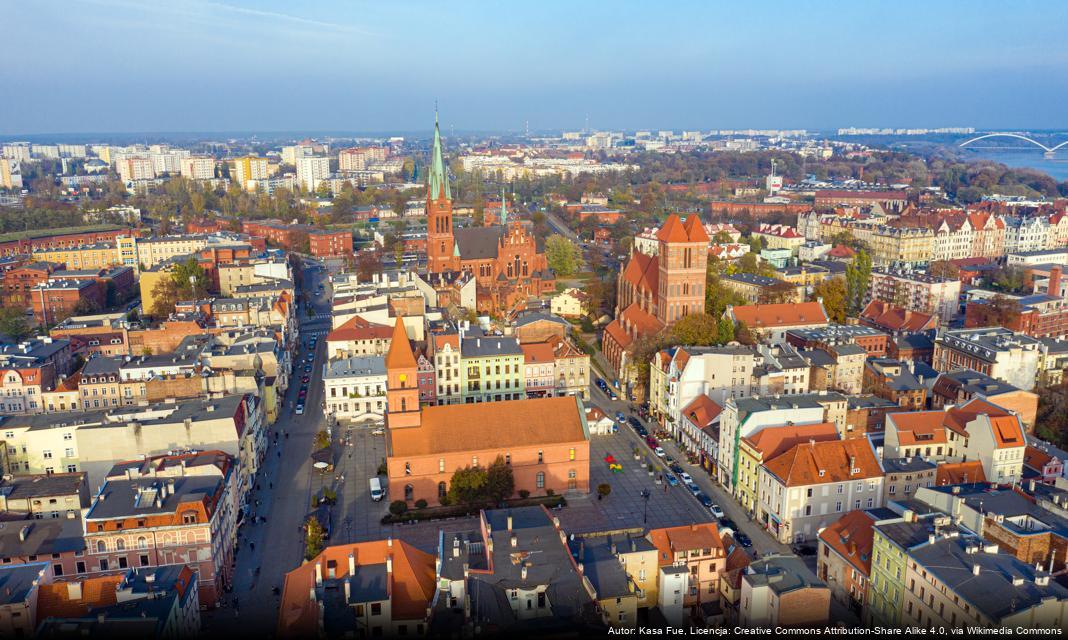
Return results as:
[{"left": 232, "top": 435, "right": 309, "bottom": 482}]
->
[
  {"left": 296, "top": 156, "right": 330, "bottom": 192},
  {"left": 116, "top": 156, "right": 156, "bottom": 183},
  {"left": 180, "top": 156, "right": 216, "bottom": 180},
  {"left": 0, "top": 159, "right": 23, "bottom": 190},
  {"left": 231, "top": 156, "right": 269, "bottom": 189},
  {"left": 338, "top": 146, "right": 388, "bottom": 172}
]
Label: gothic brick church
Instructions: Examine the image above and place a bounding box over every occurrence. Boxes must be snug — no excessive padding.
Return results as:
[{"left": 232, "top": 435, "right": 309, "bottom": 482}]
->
[
  {"left": 602, "top": 214, "right": 709, "bottom": 381},
  {"left": 423, "top": 114, "right": 555, "bottom": 315}
]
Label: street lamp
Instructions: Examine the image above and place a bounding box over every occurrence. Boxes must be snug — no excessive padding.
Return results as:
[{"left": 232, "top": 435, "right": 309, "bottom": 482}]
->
[{"left": 640, "top": 489, "right": 650, "bottom": 525}]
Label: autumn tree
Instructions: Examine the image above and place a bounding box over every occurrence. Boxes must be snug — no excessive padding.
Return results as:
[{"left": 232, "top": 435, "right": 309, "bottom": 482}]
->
[
  {"left": 485, "top": 456, "right": 516, "bottom": 503},
  {"left": 758, "top": 281, "right": 797, "bottom": 305},
  {"left": 446, "top": 466, "right": 488, "bottom": 506},
  {"left": 928, "top": 261, "right": 958, "bottom": 281},
  {"left": 812, "top": 277, "right": 848, "bottom": 323},
  {"left": 668, "top": 313, "right": 718, "bottom": 346},
  {"left": 968, "top": 295, "right": 1021, "bottom": 329},
  {"left": 845, "top": 249, "right": 872, "bottom": 315}
]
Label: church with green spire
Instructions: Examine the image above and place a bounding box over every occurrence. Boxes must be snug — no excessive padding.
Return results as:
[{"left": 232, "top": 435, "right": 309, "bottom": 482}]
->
[{"left": 422, "top": 111, "right": 557, "bottom": 315}]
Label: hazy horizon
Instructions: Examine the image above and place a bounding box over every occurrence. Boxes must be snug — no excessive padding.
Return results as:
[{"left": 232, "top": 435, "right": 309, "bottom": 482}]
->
[{"left": 3, "top": 0, "right": 1067, "bottom": 136}]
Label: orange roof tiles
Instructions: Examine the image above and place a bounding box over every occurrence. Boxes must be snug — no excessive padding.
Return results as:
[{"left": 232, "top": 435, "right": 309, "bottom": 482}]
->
[
  {"left": 384, "top": 318, "right": 417, "bottom": 370},
  {"left": 603, "top": 318, "right": 633, "bottom": 350},
  {"left": 621, "top": 251, "right": 659, "bottom": 296},
  {"left": 520, "top": 341, "right": 555, "bottom": 364},
  {"left": 683, "top": 215, "right": 710, "bottom": 243},
  {"left": 743, "top": 422, "right": 839, "bottom": 460},
  {"left": 36, "top": 575, "right": 123, "bottom": 619},
  {"left": 818, "top": 511, "right": 876, "bottom": 576},
  {"left": 388, "top": 396, "right": 587, "bottom": 457},
  {"left": 620, "top": 302, "right": 664, "bottom": 337},
  {"left": 648, "top": 523, "right": 724, "bottom": 566},
  {"left": 681, "top": 395, "right": 723, "bottom": 429},
  {"left": 764, "top": 438, "right": 881, "bottom": 487},
  {"left": 935, "top": 461, "right": 986, "bottom": 486},
  {"left": 861, "top": 300, "right": 935, "bottom": 333},
  {"left": 1024, "top": 445, "right": 1054, "bottom": 470},
  {"left": 278, "top": 539, "right": 436, "bottom": 637},
  {"left": 656, "top": 214, "right": 689, "bottom": 243},
  {"left": 728, "top": 301, "right": 828, "bottom": 328},
  {"left": 326, "top": 315, "right": 393, "bottom": 343},
  {"left": 433, "top": 333, "right": 459, "bottom": 351},
  {"left": 887, "top": 411, "right": 952, "bottom": 446}
]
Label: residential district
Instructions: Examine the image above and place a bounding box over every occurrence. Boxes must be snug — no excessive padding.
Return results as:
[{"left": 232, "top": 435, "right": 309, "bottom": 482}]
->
[{"left": 0, "top": 119, "right": 1068, "bottom": 638}]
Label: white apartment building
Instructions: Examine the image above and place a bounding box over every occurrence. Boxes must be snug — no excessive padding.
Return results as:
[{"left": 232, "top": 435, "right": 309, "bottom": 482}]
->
[
  {"left": 116, "top": 157, "right": 156, "bottom": 183},
  {"left": 296, "top": 156, "right": 330, "bottom": 192},
  {"left": 758, "top": 438, "right": 884, "bottom": 543},
  {"left": 717, "top": 393, "right": 847, "bottom": 492},
  {"left": 323, "top": 356, "right": 387, "bottom": 422},
  {"left": 869, "top": 269, "right": 961, "bottom": 323},
  {"left": 180, "top": 156, "right": 216, "bottom": 180},
  {"left": 339, "top": 147, "right": 388, "bottom": 172},
  {"left": 1003, "top": 216, "right": 1053, "bottom": 254},
  {"left": 656, "top": 346, "right": 758, "bottom": 437},
  {"left": 931, "top": 217, "right": 974, "bottom": 262}
]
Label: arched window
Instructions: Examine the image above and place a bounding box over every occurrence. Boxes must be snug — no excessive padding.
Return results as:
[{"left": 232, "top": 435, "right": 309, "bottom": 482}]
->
[
  {"left": 137, "top": 536, "right": 147, "bottom": 550},
  {"left": 404, "top": 484, "right": 414, "bottom": 500},
  {"left": 96, "top": 540, "right": 106, "bottom": 553},
  {"left": 438, "top": 482, "right": 447, "bottom": 498},
  {"left": 115, "top": 539, "right": 125, "bottom": 551},
  {"left": 536, "top": 472, "right": 545, "bottom": 489}
]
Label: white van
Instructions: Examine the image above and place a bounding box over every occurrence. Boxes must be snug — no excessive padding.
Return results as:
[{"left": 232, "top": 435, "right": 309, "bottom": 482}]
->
[{"left": 369, "top": 477, "right": 384, "bottom": 502}]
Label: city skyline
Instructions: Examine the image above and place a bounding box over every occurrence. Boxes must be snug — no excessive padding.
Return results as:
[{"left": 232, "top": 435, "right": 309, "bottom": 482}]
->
[{"left": 3, "top": 0, "right": 1068, "bottom": 135}]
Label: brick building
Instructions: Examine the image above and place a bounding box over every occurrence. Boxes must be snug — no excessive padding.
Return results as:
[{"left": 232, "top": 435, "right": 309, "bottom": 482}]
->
[
  {"left": 31, "top": 279, "right": 105, "bottom": 325},
  {"left": 308, "top": 230, "right": 353, "bottom": 258}
]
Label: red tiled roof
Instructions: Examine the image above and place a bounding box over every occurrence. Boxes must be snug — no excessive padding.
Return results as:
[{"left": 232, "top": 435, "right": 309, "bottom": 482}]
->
[
  {"left": 648, "top": 523, "right": 724, "bottom": 566},
  {"left": 742, "top": 422, "right": 839, "bottom": 460},
  {"left": 764, "top": 438, "right": 882, "bottom": 487},
  {"left": 728, "top": 302, "right": 828, "bottom": 329},
  {"left": 384, "top": 318, "right": 417, "bottom": 370},
  {"left": 818, "top": 510, "right": 876, "bottom": 576},
  {"left": 326, "top": 315, "right": 393, "bottom": 343},
  {"left": 935, "top": 460, "right": 986, "bottom": 486},
  {"left": 681, "top": 395, "right": 722, "bottom": 429},
  {"left": 520, "top": 341, "right": 555, "bottom": 364},
  {"left": 37, "top": 575, "right": 124, "bottom": 619},
  {"left": 620, "top": 302, "right": 664, "bottom": 337},
  {"left": 621, "top": 251, "right": 659, "bottom": 296},
  {"left": 603, "top": 318, "right": 633, "bottom": 350},
  {"left": 683, "top": 215, "right": 710, "bottom": 243},
  {"left": 828, "top": 244, "right": 856, "bottom": 258},
  {"left": 656, "top": 214, "right": 689, "bottom": 243},
  {"left": 860, "top": 300, "right": 934, "bottom": 333}
]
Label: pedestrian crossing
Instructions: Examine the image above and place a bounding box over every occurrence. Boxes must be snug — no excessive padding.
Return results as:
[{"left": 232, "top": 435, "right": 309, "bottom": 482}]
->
[{"left": 301, "top": 329, "right": 329, "bottom": 337}]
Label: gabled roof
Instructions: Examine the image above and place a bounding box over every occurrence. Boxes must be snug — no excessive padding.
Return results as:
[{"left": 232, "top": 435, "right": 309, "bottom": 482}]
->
[
  {"left": 620, "top": 251, "right": 659, "bottom": 296},
  {"left": 384, "top": 318, "right": 417, "bottom": 370},
  {"left": 326, "top": 315, "right": 393, "bottom": 343},
  {"left": 728, "top": 301, "right": 828, "bottom": 329},
  {"left": 818, "top": 510, "right": 878, "bottom": 576},
  {"left": 680, "top": 395, "right": 722, "bottom": 429},
  {"left": 656, "top": 214, "right": 689, "bottom": 243},
  {"left": 860, "top": 300, "right": 935, "bottom": 333},
  {"left": 742, "top": 422, "right": 839, "bottom": 461},
  {"left": 764, "top": 438, "right": 881, "bottom": 487},
  {"left": 935, "top": 461, "right": 986, "bottom": 486},
  {"left": 682, "top": 215, "right": 710, "bottom": 243},
  {"left": 647, "top": 523, "right": 724, "bottom": 566}
]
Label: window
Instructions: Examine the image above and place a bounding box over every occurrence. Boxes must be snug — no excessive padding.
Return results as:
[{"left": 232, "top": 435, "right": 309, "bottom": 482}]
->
[
  {"left": 537, "top": 450, "right": 543, "bottom": 463},
  {"left": 438, "top": 482, "right": 447, "bottom": 498},
  {"left": 42, "top": 450, "right": 52, "bottom": 459},
  {"left": 76, "top": 561, "right": 85, "bottom": 574},
  {"left": 95, "top": 541, "right": 106, "bottom": 553},
  {"left": 115, "top": 539, "right": 125, "bottom": 551},
  {"left": 438, "top": 458, "right": 445, "bottom": 473},
  {"left": 536, "top": 472, "right": 545, "bottom": 489},
  {"left": 182, "top": 512, "right": 197, "bottom": 524},
  {"left": 371, "top": 603, "right": 382, "bottom": 616},
  {"left": 140, "top": 554, "right": 150, "bottom": 567},
  {"left": 118, "top": 557, "right": 128, "bottom": 569},
  {"left": 53, "top": 564, "right": 63, "bottom": 577},
  {"left": 569, "top": 448, "right": 575, "bottom": 461},
  {"left": 99, "top": 559, "right": 109, "bottom": 571}
]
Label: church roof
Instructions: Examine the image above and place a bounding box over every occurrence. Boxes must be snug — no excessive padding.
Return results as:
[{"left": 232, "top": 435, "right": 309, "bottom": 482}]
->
[
  {"left": 455, "top": 227, "right": 505, "bottom": 260},
  {"left": 683, "top": 215, "right": 710, "bottom": 243},
  {"left": 384, "top": 318, "right": 417, "bottom": 370},
  {"left": 656, "top": 214, "right": 689, "bottom": 242}
]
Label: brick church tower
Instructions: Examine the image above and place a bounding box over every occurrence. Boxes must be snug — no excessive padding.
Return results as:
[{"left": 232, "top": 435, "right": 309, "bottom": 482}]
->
[
  {"left": 426, "top": 111, "right": 459, "bottom": 274},
  {"left": 655, "top": 214, "right": 709, "bottom": 325},
  {"left": 385, "top": 318, "right": 421, "bottom": 430}
]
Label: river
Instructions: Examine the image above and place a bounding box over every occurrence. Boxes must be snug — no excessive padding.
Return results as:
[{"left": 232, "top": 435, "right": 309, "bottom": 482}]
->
[{"left": 959, "top": 148, "right": 1068, "bottom": 182}]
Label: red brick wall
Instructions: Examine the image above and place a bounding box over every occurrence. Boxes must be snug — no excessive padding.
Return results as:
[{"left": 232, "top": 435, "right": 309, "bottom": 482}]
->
[{"left": 776, "top": 587, "right": 831, "bottom": 627}]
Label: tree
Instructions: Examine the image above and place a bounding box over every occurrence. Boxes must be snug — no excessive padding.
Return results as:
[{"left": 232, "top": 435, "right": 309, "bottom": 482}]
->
[
  {"left": 668, "top": 313, "right": 718, "bottom": 346},
  {"left": 0, "top": 307, "right": 33, "bottom": 341},
  {"left": 845, "top": 249, "right": 872, "bottom": 315},
  {"left": 968, "top": 295, "right": 1021, "bottom": 329},
  {"left": 545, "top": 235, "right": 581, "bottom": 277},
  {"left": 812, "top": 277, "right": 848, "bottom": 323},
  {"left": 446, "top": 465, "right": 489, "bottom": 506},
  {"left": 485, "top": 455, "right": 515, "bottom": 503},
  {"left": 150, "top": 277, "right": 180, "bottom": 318},
  {"left": 355, "top": 251, "right": 382, "bottom": 281},
  {"left": 758, "top": 281, "right": 797, "bottom": 305},
  {"left": 733, "top": 320, "right": 755, "bottom": 345},
  {"left": 388, "top": 500, "right": 408, "bottom": 516},
  {"left": 716, "top": 315, "right": 735, "bottom": 345},
  {"left": 304, "top": 516, "right": 325, "bottom": 560},
  {"left": 597, "top": 483, "right": 612, "bottom": 499},
  {"left": 713, "top": 230, "right": 733, "bottom": 244},
  {"left": 928, "top": 260, "right": 958, "bottom": 281}
]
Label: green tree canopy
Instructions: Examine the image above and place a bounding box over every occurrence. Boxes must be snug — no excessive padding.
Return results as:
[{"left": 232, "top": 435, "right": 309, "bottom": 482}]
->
[
  {"left": 447, "top": 466, "right": 489, "bottom": 506},
  {"left": 812, "top": 277, "right": 848, "bottom": 323},
  {"left": 545, "top": 235, "right": 582, "bottom": 277},
  {"left": 845, "top": 249, "right": 872, "bottom": 315}
]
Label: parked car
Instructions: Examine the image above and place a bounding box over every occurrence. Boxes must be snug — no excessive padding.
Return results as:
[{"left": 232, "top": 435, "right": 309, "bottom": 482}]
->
[
  {"left": 370, "top": 428, "right": 385, "bottom": 436},
  {"left": 654, "top": 446, "right": 666, "bottom": 457},
  {"left": 369, "top": 477, "right": 384, "bottom": 501},
  {"left": 665, "top": 475, "right": 679, "bottom": 487},
  {"left": 695, "top": 493, "right": 713, "bottom": 508},
  {"left": 635, "top": 425, "right": 648, "bottom": 437},
  {"left": 301, "top": 375, "right": 310, "bottom": 384},
  {"left": 669, "top": 463, "right": 684, "bottom": 475},
  {"left": 304, "top": 365, "right": 312, "bottom": 373},
  {"left": 688, "top": 483, "right": 701, "bottom": 496},
  {"left": 645, "top": 436, "right": 658, "bottom": 447},
  {"left": 679, "top": 472, "right": 693, "bottom": 484},
  {"left": 628, "top": 416, "right": 642, "bottom": 429},
  {"left": 709, "top": 504, "right": 725, "bottom": 519},
  {"left": 295, "top": 404, "right": 305, "bottom": 415},
  {"left": 615, "top": 411, "right": 626, "bottom": 423},
  {"left": 735, "top": 533, "right": 753, "bottom": 548},
  {"left": 719, "top": 518, "right": 738, "bottom": 532}
]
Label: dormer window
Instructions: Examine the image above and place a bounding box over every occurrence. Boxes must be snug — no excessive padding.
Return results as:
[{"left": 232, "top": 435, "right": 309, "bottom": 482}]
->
[{"left": 818, "top": 470, "right": 825, "bottom": 477}]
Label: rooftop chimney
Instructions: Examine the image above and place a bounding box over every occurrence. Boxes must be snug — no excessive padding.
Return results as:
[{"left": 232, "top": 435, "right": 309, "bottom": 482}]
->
[
  {"left": 386, "top": 555, "right": 393, "bottom": 575},
  {"left": 972, "top": 564, "right": 981, "bottom": 576},
  {"left": 348, "top": 553, "right": 355, "bottom": 575},
  {"left": 314, "top": 562, "right": 322, "bottom": 587},
  {"left": 520, "top": 565, "right": 528, "bottom": 580},
  {"left": 507, "top": 515, "right": 513, "bottom": 531},
  {"left": 510, "top": 534, "right": 518, "bottom": 548}
]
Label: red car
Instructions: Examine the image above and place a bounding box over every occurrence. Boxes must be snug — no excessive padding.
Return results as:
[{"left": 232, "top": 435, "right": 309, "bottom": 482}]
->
[
  {"left": 301, "top": 375, "right": 310, "bottom": 384},
  {"left": 645, "top": 436, "right": 659, "bottom": 448}
]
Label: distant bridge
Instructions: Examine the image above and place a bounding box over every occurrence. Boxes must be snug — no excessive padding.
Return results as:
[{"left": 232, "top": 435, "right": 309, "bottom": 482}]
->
[{"left": 959, "top": 133, "right": 1068, "bottom": 157}]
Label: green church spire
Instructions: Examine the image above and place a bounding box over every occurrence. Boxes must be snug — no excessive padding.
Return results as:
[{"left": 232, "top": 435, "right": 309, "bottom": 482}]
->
[{"left": 427, "top": 109, "right": 451, "bottom": 201}]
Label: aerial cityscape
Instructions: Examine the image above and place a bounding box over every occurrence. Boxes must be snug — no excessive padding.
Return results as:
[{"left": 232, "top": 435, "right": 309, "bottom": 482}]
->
[{"left": 1, "top": 1, "right": 1068, "bottom": 638}]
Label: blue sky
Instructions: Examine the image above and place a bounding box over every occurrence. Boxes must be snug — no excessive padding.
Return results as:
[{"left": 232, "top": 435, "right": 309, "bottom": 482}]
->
[{"left": 2, "top": 0, "right": 1067, "bottom": 134}]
